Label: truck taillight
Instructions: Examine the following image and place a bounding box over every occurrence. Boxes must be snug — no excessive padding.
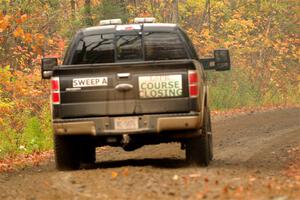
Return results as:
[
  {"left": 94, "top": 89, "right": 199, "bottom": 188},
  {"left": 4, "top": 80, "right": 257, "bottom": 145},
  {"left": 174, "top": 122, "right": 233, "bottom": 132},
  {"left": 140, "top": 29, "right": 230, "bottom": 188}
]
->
[
  {"left": 51, "top": 77, "right": 60, "bottom": 104},
  {"left": 188, "top": 70, "right": 199, "bottom": 97},
  {"left": 51, "top": 79, "right": 59, "bottom": 90}
]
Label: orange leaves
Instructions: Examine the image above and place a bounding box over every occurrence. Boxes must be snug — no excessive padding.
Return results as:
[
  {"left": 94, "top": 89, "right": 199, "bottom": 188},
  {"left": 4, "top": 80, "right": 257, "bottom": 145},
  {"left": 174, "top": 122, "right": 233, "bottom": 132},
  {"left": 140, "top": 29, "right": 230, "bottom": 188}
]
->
[
  {"left": 21, "top": 14, "right": 28, "bottom": 22},
  {"left": 16, "top": 14, "right": 28, "bottom": 24},
  {"left": 0, "top": 65, "right": 50, "bottom": 135},
  {"left": 57, "top": 39, "right": 66, "bottom": 51},
  {"left": 13, "top": 27, "right": 25, "bottom": 38},
  {"left": 1, "top": 14, "right": 28, "bottom": 34},
  {"left": 34, "top": 33, "right": 46, "bottom": 48},
  {"left": 285, "top": 146, "right": 300, "bottom": 183},
  {"left": 111, "top": 171, "right": 118, "bottom": 179},
  {"left": 24, "top": 33, "right": 32, "bottom": 43},
  {"left": 110, "top": 168, "right": 130, "bottom": 179},
  {"left": 0, "top": 13, "right": 34, "bottom": 53},
  {"left": 13, "top": 30, "right": 33, "bottom": 45},
  {"left": 44, "top": 37, "right": 67, "bottom": 61},
  {"left": 35, "top": 33, "right": 45, "bottom": 41},
  {"left": 0, "top": 15, "right": 10, "bottom": 32},
  {"left": 6, "top": 14, "right": 33, "bottom": 44}
]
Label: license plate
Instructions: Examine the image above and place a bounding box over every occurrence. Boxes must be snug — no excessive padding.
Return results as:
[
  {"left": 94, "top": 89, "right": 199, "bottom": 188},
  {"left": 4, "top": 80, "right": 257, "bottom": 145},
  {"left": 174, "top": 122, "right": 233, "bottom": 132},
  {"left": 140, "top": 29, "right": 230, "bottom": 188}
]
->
[{"left": 114, "top": 117, "right": 139, "bottom": 130}]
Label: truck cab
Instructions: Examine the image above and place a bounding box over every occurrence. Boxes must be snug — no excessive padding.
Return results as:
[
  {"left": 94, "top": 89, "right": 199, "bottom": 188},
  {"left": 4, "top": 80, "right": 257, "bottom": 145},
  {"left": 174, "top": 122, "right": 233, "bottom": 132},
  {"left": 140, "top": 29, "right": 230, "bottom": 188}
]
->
[{"left": 41, "top": 18, "right": 231, "bottom": 170}]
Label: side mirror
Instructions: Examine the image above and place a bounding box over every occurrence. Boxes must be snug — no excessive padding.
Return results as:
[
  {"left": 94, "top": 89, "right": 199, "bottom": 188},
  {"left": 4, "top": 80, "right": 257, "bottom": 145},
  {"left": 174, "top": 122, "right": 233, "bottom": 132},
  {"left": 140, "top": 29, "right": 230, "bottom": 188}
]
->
[
  {"left": 214, "top": 49, "right": 231, "bottom": 71},
  {"left": 199, "top": 49, "right": 231, "bottom": 71},
  {"left": 41, "top": 58, "right": 57, "bottom": 79}
]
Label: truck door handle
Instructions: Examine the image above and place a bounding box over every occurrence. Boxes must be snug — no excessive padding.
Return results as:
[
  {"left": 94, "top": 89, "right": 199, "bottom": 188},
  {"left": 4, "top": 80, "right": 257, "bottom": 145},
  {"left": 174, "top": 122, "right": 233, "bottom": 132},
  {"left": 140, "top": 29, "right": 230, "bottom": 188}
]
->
[
  {"left": 117, "top": 73, "right": 130, "bottom": 78},
  {"left": 115, "top": 83, "right": 133, "bottom": 92}
]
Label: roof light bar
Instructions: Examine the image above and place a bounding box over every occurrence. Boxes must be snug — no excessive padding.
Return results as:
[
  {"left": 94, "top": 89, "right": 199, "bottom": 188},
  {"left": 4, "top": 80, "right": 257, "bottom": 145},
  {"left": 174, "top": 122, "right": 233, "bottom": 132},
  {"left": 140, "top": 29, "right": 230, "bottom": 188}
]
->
[
  {"left": 99, "top": 19, "right": 122, "bottom": 26},
  {"left": 116, "top": 24, "right": 141, "bottom": 31},
  {"left": 134, "top": 17, "right": 156, "bottom": 24}
]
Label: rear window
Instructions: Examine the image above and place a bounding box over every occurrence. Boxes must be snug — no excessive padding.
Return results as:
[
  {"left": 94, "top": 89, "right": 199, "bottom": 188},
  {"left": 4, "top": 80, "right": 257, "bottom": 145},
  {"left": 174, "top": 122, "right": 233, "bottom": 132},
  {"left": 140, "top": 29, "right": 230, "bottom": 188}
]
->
[
  {"left": 144, "top": 32, "right": 188, "bottom": 60},
  {"left": 116, "top": 35, "right": 143, "bottom": 61},
  {"left": 71, "top": 31, "right": 188, "bottom": 64},
  {"left": 71, "top": 34, "right": 114, "bottom": 64}
]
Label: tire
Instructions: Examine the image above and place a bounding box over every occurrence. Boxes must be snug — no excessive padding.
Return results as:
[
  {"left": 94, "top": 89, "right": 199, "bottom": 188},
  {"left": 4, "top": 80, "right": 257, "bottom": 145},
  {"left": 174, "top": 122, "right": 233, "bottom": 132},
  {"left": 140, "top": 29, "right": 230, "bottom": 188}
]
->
[
  {"left": 54, "top": 135, "right": 80, "bottom": 170},
  {"left": 185, "top": 107, "right": 211, "bottom": 166},
  {"left": 207, "top": 108, "right": 213, "bottom": 160},
  {"left": 79, "top": 140, "right": 95, "bottom": 164}
]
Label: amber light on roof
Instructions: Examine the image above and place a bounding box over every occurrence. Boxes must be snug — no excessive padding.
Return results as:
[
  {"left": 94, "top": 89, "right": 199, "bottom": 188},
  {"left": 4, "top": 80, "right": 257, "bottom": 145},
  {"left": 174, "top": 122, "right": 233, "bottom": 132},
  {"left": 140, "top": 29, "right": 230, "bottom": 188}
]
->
[
  {"left": 99, "top": 19, "right": 122, "bottom": 26},
  {"left": 134, "top": 17, "right": 156, "bottom": 23}
]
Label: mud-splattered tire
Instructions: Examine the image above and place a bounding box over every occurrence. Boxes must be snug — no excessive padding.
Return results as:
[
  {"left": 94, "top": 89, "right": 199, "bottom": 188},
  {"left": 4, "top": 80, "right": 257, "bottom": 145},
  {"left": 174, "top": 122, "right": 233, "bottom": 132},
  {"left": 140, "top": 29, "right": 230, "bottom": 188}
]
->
[
  {"left": 79, "top": 139, "right": 95, "bottom": 164},
  {"left": 54, "top": 135, "right": 80, "bottom": 170},
  {"left": 207, "top": 108, "right": 213, "bottom": 160},
  {"left": 186, "top": 107, "right": 211, "bottom": 166}
]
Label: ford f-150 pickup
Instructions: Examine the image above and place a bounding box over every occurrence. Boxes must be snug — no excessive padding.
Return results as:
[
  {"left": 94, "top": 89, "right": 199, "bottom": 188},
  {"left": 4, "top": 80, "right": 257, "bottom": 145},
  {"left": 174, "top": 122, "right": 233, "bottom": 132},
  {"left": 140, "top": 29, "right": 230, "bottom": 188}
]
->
[{"left": 41, "top": 18, "right": 231, "bottom": 170}]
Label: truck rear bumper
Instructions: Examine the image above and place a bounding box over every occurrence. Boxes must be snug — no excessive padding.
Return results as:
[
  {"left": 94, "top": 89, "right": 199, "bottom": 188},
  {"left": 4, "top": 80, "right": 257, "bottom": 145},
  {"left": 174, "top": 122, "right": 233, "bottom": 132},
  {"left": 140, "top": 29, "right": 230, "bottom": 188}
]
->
[{"left": 53, "top": 112, "right": 202, "bottom": 136}]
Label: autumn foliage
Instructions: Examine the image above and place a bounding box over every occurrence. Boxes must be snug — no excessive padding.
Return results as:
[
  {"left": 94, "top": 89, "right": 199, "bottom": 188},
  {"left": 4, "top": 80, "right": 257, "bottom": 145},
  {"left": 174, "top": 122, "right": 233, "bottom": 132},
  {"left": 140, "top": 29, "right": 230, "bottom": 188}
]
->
[
  {"left": 0, "top": 0, "right": 299, "bottom": 157},
  {"left": 0, "top": 2, "right": 65, "bottom": 157}
]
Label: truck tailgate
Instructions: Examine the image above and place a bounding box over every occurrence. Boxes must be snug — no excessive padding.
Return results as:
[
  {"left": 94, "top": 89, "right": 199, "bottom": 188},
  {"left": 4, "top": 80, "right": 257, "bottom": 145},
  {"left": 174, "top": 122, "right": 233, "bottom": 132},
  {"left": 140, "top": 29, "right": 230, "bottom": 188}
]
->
[{"left": 52, "top": 60, "right": 202, "bottom": 118}]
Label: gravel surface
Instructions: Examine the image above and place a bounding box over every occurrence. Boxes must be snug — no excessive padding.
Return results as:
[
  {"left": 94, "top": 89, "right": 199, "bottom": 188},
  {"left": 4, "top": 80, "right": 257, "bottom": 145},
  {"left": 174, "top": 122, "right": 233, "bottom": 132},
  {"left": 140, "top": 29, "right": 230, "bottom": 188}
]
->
[{"left": 0, "top": 108, "right": 299, "bottom": 200}]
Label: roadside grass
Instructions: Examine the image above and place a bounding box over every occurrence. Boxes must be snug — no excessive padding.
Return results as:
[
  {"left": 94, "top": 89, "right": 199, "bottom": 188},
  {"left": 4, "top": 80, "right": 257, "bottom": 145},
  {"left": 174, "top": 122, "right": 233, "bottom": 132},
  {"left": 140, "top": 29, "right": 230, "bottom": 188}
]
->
[
  {"left": 208, "top": 68, "right": 300, "bottom": 110},
  {"left": 0, "top": 107, "right": 53, "bottom": 159}
]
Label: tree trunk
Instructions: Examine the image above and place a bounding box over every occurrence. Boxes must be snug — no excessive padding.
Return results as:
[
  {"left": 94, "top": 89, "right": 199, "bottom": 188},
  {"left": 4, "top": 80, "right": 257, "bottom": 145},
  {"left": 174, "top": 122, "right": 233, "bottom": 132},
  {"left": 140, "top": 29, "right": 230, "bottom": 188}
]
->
[
  {"left": 71, "top": 0, "right": 76, "bottom": 19},
  {"left": 117, "top": 0, "right": 127, "bottom": 15},
  {"left": 207, "top": 0, "right": 211, "bottom": 30},
  {"left": 84, "top": 0, "right": 93, "bottom": 26},
  {"left": 2, "top": 0, "right": 7, "bottom": 15},
  {"left": 199, "top": 0, "right": 210, "bottom": 32},
  {"left": 171, "top": 0, "right": 179, "bottom": 23}
]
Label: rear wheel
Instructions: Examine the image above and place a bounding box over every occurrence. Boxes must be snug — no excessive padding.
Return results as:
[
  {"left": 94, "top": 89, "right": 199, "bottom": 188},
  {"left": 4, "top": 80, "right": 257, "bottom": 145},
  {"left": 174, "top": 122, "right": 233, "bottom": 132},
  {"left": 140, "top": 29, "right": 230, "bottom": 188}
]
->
[
  {"left": 185, "top": 107, "right": 211, "bottom": 166},
  {"left": 54, "top": 135, "right": 80, "bottom": 170},
  {"left": 54, "top": 135, "right": 95, "bottom": 170},
  {"left": 79, "top": 139, "right": 95, "bottom": 164},
  {"left": 207, "top": 108, "right": 213, "bottom": 160}
]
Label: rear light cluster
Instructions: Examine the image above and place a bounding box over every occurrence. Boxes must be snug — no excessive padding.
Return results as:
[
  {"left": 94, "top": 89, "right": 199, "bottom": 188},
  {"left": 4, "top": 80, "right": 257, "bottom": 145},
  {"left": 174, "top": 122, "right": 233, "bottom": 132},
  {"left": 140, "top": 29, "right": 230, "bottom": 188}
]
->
[
  {"left": 188, "top": 70, "right": 199, "bottom": 98},
  {"left": 51, "top": 77, "right": 60, "bottom": 104}
]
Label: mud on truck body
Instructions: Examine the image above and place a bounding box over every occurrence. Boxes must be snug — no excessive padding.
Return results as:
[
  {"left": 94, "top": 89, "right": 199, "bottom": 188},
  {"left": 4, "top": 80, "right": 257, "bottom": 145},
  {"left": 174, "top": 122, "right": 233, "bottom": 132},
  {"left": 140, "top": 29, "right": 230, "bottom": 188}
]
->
[{"left": 41, "top": 18, "right": 231, "bottom": 170}]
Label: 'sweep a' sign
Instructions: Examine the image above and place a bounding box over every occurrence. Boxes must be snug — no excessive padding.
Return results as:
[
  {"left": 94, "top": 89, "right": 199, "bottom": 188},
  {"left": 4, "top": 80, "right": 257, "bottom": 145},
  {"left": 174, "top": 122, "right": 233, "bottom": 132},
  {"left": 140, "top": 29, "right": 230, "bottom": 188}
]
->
[{"left": 138, "top": 75, "right": 183, "bottom": 98}]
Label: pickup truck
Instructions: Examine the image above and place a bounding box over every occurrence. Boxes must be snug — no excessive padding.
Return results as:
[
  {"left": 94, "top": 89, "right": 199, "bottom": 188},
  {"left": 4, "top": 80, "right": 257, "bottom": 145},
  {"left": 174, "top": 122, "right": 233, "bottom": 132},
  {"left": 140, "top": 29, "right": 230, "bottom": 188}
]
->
[{"left": 41, "top": 18, "right": 231, "bottom": 170}]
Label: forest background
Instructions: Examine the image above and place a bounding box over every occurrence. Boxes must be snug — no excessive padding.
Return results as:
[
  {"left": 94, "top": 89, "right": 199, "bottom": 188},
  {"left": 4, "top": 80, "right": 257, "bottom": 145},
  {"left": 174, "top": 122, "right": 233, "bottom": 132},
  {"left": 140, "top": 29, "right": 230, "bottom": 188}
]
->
[{"left": 0, "top": 0, "right": 299, "bottom": 158}]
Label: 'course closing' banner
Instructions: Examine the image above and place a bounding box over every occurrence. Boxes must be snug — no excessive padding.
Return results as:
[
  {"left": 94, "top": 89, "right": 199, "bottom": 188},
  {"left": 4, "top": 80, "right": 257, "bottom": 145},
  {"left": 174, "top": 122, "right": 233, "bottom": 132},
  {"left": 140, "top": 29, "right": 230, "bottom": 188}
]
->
[{"left": 138, "top": 75, "right": 183, "bottom": 98}]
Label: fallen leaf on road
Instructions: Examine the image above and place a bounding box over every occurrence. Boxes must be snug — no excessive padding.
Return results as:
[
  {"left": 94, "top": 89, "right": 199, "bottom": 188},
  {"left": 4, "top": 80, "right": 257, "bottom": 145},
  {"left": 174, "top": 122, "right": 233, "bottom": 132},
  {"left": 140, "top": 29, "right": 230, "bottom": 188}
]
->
[
  {"left": 172, "top": 174, "right": 179, "bottom": 181},
  {"left": 182, "top": 176, "right": 189, "bottom": 185},
  {"left": 111, "top": 171, "right": 118, "bottom": 179},
  {"left": 189, "top": 173, "right": 201, "bottom": 178},
  {"left": 249, "top": 177, "right": 256, "bottom": 182},
  {"left": 0, "top": 151, "right": 53, "bottom": 172},
  {"left": 223, "top": 186, "right": 229, "bottom": 194},
  {"left": 122, "top": 168, "right": 129, "bottom": 176}
]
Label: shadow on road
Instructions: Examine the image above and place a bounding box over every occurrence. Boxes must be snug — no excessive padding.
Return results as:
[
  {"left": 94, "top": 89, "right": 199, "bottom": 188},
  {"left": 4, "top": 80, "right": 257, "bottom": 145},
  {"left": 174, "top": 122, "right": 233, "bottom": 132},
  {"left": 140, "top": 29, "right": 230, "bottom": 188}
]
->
[{"left": 85, "top": 158, "right": 189, "bottom": 170}]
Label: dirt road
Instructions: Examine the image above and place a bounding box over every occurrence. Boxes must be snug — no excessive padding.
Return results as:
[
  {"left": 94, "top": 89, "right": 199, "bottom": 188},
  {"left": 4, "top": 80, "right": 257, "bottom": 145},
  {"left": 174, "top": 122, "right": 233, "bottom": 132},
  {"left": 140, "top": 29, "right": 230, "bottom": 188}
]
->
[{"left": 0, "top": 108, "right": 299, "bottom": 200}]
